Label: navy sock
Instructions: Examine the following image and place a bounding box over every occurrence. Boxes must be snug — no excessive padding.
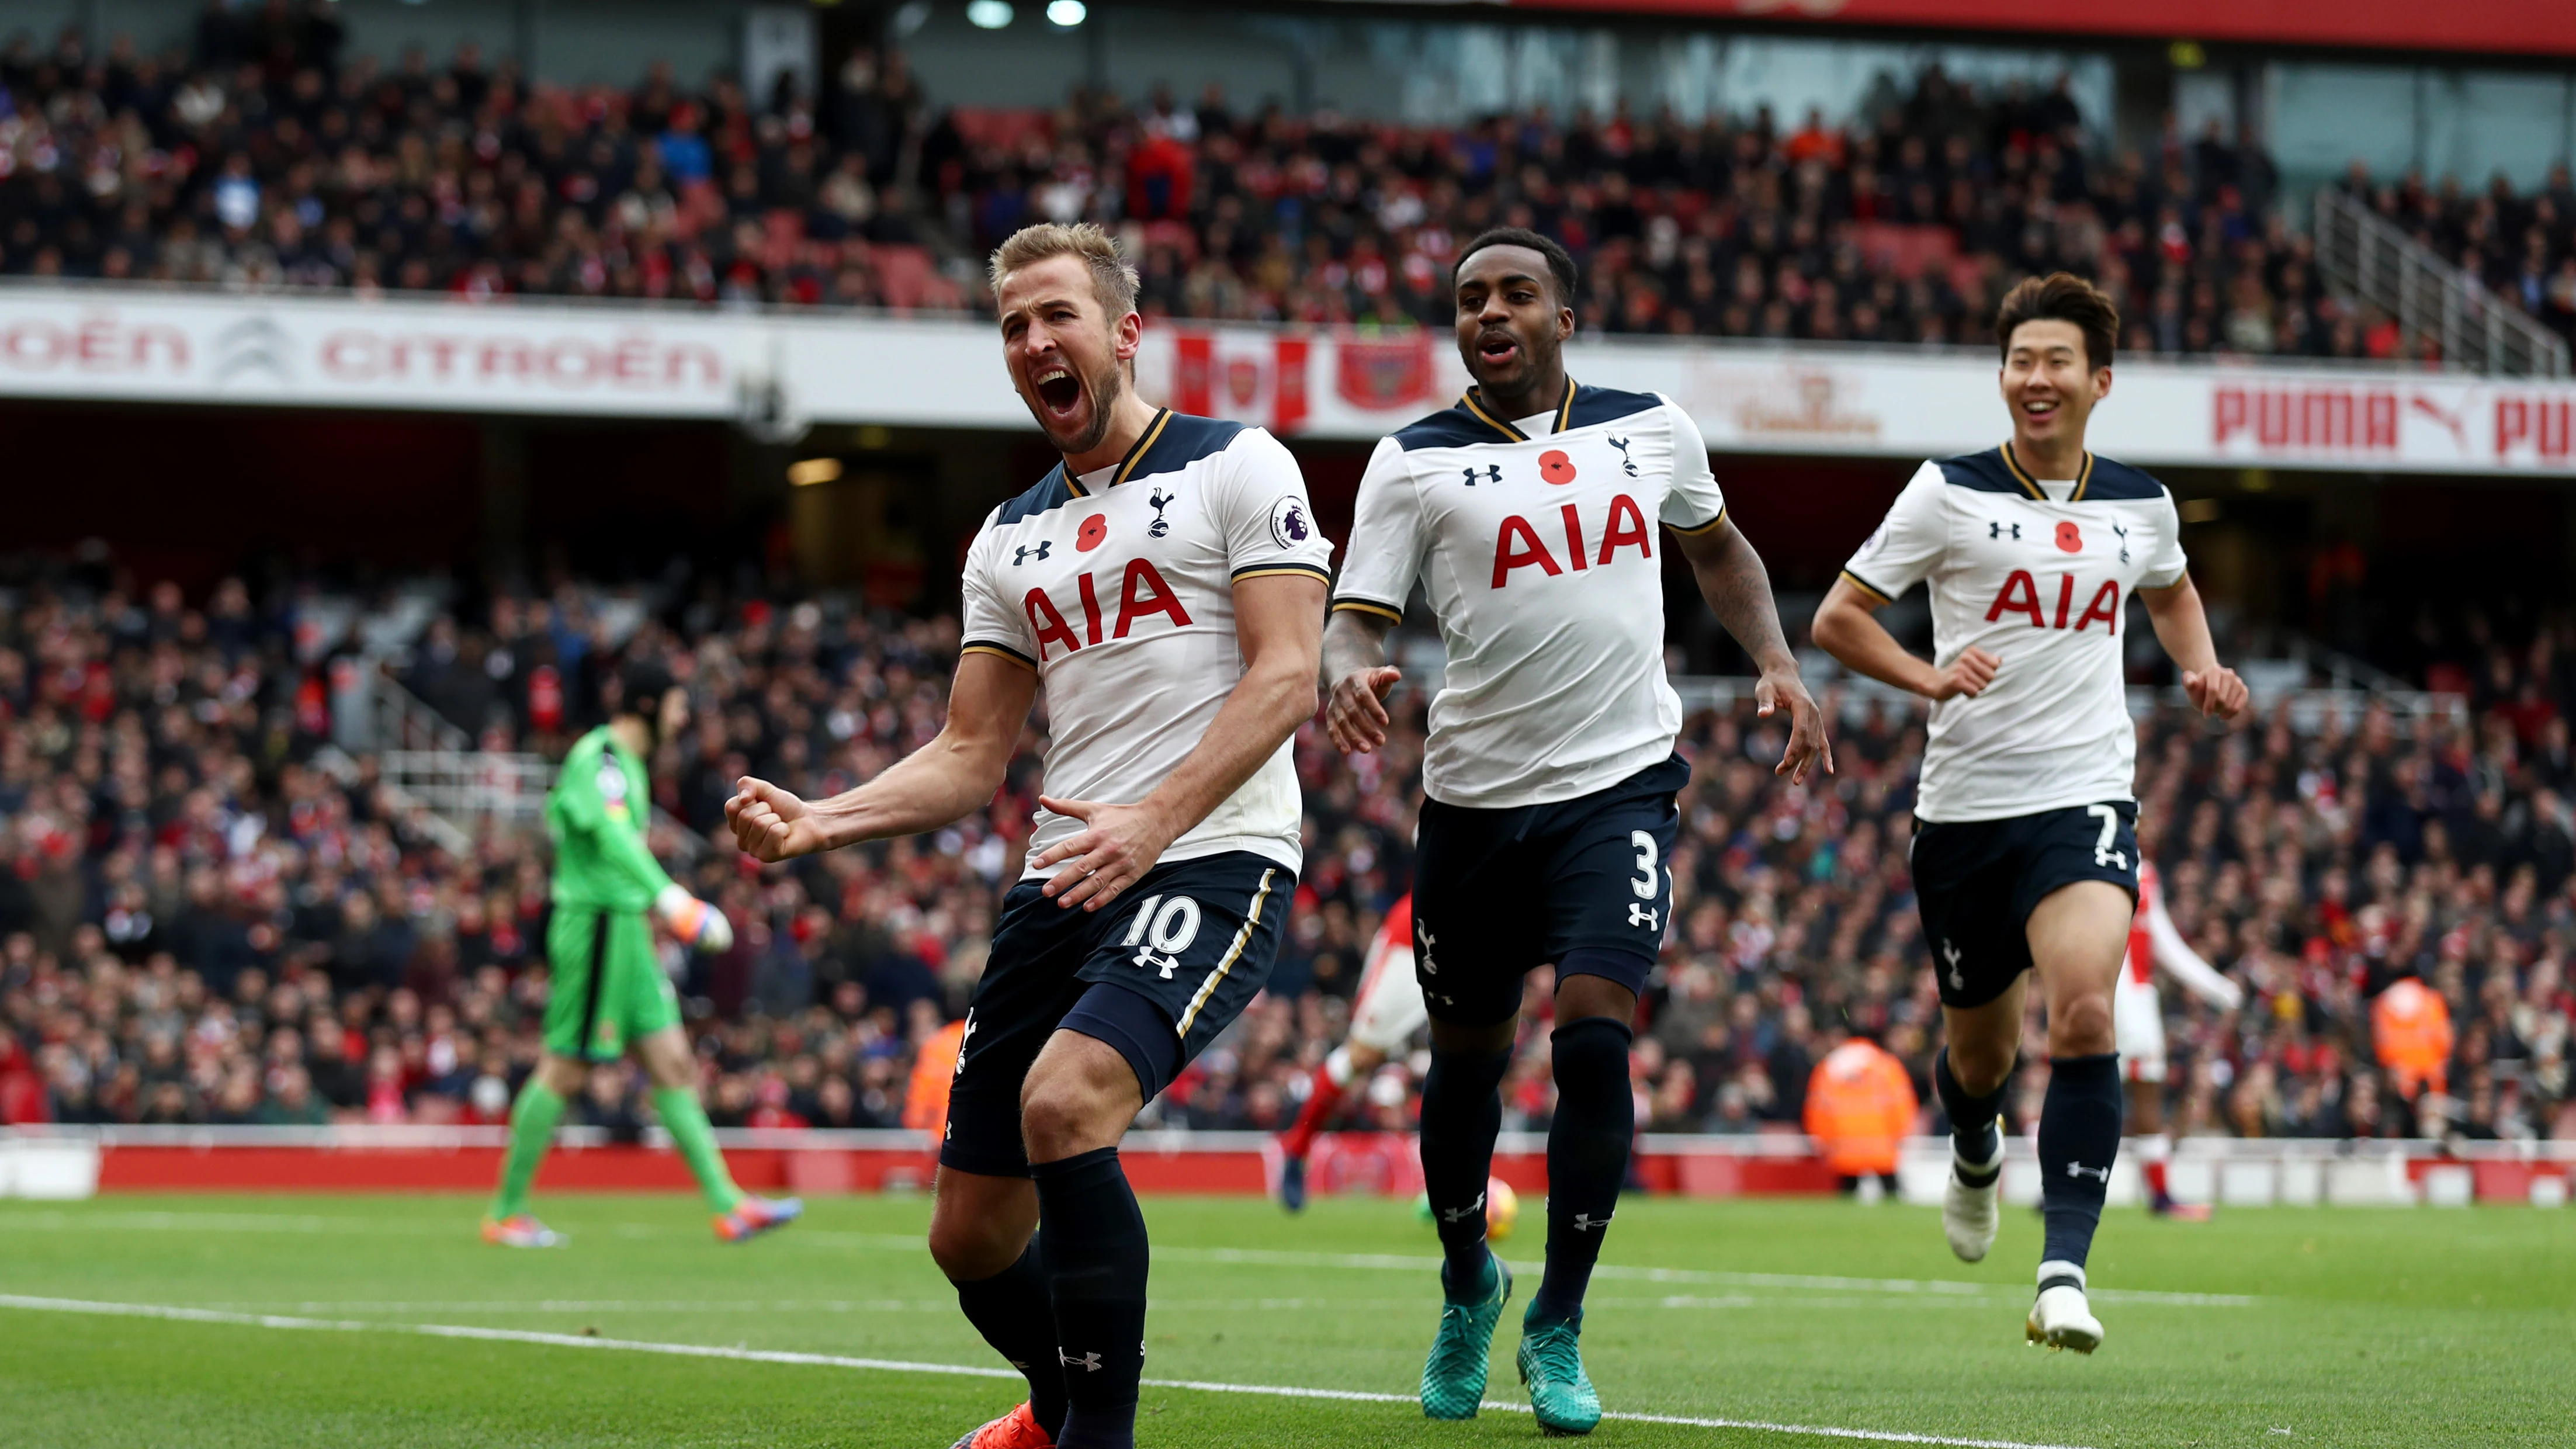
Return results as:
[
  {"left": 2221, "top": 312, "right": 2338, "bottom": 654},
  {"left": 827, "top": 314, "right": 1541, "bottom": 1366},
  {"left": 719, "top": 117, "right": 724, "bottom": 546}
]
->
[
  {"left": 1934, "top": 1047, "right": 2008, "bottom": 1185},
  {"left": 952, "top": 1237, "right": 1067, "bottom": 1437},
  {"left": 1418, "top": 1041, "right": 1513, "bottom": 1299},
  {"left": 1530, "top": 1017, "right": 1633, "bottom": 1325},
  {"left": 2037, "top": 1053, "right": 2123, "bottom": 1275},
  {"left": 1032, "top": 1147, "right": 1147, "bottom": 1449}
]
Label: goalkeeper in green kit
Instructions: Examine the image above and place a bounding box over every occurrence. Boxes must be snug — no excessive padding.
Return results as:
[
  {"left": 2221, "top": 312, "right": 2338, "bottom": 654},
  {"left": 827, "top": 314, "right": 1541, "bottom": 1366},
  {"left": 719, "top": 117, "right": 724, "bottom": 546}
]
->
[{"left": 483, "top": 660, "right": 802, "bottom": 1248}]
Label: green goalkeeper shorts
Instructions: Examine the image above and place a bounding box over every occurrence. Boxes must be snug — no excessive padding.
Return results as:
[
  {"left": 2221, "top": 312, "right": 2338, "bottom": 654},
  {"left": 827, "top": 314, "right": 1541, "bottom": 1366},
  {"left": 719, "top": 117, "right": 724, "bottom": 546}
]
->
[{"left": 543, "top": 906, "right": 682, "bottom": 1062}]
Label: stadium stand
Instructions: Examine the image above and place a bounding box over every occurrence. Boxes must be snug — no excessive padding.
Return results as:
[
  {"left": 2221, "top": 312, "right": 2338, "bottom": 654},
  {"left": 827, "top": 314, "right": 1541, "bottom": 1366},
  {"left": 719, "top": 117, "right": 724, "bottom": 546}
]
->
[
  {"left": 6, "top": 18, "right": 2555, "bottom": 360},
  {"left": 2, "top": 561, "right": 2570, "bottom": 1150}
]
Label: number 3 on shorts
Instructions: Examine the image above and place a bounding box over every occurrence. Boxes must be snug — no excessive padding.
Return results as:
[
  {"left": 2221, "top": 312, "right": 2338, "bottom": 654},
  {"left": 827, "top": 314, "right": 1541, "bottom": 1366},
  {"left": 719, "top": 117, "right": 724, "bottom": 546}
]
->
[
  {"left": 2086, "top": 805, "right": 2128, "bottom": 871},
  {"left": 1629, "top": 830, "right": 1659, "bottom": 899}
]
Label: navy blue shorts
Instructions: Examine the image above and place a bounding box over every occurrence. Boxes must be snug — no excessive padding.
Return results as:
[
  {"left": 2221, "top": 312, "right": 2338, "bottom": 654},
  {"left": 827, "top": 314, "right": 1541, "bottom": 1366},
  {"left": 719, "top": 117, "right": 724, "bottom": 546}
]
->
[
  {"left": 1909, "top": 800, "right": 2140, "bottom": 1010},
  {"left": 1409, "top": 754, "right": 1688, "bottom": 1026},
  {"left": 939, "top": 850, "right": 1291, "bottom": 1178}
]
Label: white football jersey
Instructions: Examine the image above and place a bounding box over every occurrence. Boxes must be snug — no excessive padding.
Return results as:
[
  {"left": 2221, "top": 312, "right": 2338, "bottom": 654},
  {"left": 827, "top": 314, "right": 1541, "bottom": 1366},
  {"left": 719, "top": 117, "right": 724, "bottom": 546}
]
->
[
  {"left": 1333, "top": 381, "right": 1727, "bottom": 809},
  {"left": 961, "top": 410, "right": 1334, "bottom": 876},
  {"left": 1841, "top": 446, "right": 2187, "bottom": 823}
]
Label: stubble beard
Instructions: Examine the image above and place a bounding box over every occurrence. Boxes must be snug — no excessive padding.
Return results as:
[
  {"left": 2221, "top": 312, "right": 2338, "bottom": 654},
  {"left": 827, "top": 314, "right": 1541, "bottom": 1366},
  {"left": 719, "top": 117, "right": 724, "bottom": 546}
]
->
[{"left": 1036, "top": 356, "right": 1127, "bottom": 457}]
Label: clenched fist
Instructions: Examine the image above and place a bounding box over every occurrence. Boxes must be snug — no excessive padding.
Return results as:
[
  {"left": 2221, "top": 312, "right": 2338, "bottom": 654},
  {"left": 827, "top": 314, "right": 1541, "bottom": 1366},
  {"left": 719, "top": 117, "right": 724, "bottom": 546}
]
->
[{"left": 725, "top": 777, "right": 831, "bottom": 862}]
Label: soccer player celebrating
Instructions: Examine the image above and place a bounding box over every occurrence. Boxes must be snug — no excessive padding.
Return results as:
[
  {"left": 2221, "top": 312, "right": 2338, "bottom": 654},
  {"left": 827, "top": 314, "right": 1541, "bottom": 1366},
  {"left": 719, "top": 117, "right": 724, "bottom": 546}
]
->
[
  {"left": 725, "top": 222, "right": 1330, "bottom": 1449},
  {"left": 1327, "top": 227, "right": 1829, "bottom": 1434},
  {"left": 1271, "top": 892, "right": 1423, "bottom": 1211},
  {"left": 483, "top": 660, "right": 800, "bottom": 1248},
  {"left": 1812, "top": 272, "right": 2248, "bottom": 1353},
  {"left": 2120, "top": 851, "right": 2244, "bottom": 1218}
]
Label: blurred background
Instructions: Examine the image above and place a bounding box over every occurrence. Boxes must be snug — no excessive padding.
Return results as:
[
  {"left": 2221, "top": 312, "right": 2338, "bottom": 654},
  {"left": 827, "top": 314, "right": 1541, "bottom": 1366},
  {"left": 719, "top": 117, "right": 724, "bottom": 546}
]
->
[{"left": 1, "top": 0, "right": 2571, "bottom": 1204}]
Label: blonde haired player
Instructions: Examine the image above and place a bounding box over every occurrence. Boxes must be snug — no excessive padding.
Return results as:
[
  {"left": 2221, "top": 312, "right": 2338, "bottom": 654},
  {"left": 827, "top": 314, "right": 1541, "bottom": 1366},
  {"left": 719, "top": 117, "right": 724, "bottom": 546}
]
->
[
  {"left": 1271, "top": 893, "right": 1425, "bottom": 1209},
  {"left": 2120, "top": 856, "right": 2243, "bottom": 1218}
]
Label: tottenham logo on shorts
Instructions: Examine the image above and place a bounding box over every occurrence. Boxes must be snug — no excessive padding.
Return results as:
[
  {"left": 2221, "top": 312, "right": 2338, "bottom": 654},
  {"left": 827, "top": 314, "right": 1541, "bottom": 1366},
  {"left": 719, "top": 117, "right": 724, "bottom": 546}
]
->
[
  {"left": 1440, "top": 1193, "right": 1485, "bottom": 1225},
  {"left": 1269, "top": 495, "right": 1312, "bottom": 548},
  {"left": 1941, "top": 939, "right": 1965, "bottom": 991},
  {"left": 1122, "top": 894, "right": 1202, "bottom": 980},
  {"left": 1571, "top": 1212, "right": 1613, "bottom": 1232},
  {"left": 1417, "top": 924, "right": 1439, "bottom": 976},
  {"left": 1147, "top": 487, "right": 1176, "bottom": 539},
  {"left": 1060, "top": 1350, "right": 1103, "bottom": 1372},
  {"left": 954, "top": 1011, "right": 976, "bottom": 1076},
  {"left": 1606, "top": 435, "right": 1638, "bottom": 476},
  {"left": 1627, "top": 903, "right": 1660, "bottom": 930},
  {"left": 1013, "top": 541, "right": 1053, "bottom": 566}
]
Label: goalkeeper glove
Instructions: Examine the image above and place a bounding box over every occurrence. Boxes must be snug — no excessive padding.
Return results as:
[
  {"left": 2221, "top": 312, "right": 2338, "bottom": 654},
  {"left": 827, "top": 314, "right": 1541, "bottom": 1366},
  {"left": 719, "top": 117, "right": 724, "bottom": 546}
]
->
[{"left": 654, "top": 883, "right": 734, "bottom": 954}]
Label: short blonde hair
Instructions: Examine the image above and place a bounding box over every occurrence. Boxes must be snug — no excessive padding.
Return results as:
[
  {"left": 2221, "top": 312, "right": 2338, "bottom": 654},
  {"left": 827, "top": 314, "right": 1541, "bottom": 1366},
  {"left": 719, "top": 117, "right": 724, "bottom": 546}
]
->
[{"left": 988, "top": 221, "right": 1140, "bottom": 319}]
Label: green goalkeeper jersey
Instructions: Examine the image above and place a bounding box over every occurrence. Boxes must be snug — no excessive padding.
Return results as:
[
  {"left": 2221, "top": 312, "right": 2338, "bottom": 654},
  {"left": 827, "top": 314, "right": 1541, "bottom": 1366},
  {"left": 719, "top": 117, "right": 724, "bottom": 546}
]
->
[{"left": 547, "top": 726, "right": 675, "bottom": 912}]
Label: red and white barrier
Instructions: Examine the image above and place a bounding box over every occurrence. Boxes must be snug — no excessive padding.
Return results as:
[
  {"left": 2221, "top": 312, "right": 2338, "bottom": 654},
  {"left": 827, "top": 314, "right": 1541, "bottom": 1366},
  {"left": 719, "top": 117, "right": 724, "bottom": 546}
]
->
[{"left": 8, "top": 1128, "right": 2566, "bottom": 1205}]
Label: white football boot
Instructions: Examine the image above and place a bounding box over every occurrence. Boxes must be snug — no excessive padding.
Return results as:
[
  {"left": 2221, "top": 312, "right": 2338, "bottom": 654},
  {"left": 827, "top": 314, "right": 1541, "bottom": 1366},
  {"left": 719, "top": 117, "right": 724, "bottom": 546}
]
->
[
  {"left": 1943, "top": 1125, "right": 2004, "bottom": 1263},
  {"left": 2026, "top": 1261, "right": 2103, "bottom": 1354}
]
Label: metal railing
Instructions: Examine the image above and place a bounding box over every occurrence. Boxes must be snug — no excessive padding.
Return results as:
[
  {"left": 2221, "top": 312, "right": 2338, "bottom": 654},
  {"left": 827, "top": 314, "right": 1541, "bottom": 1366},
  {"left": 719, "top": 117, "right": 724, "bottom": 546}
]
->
[{"left": 2312, "top": 188, "right": 2570, "bottom": 377}]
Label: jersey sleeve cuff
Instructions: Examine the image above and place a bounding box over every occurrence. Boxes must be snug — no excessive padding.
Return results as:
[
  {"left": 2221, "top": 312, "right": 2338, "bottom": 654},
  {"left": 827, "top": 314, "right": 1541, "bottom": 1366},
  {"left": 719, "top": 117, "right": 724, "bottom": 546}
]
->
[
  {"left": 1328, "top": 597, "right": 1404, "bottom": 623},
  {"left": 1230, "top": 561, "right": 1334, "bottom": 585},
  {"left": 959, "top": 640, "right": 1039, "bottom": 671},
  {"left": 1667, "top": 507, "right": 1729, "bottom": 536},
  {"left": 1838, "top": 568, "right": 1895, "bottom": 605}
]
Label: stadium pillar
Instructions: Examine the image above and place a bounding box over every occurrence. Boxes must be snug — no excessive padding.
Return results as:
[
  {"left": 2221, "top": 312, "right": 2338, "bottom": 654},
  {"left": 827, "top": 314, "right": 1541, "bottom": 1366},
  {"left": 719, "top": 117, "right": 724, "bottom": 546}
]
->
[{"left": 479, "top": 417, "right": 531, "bottom": 578}]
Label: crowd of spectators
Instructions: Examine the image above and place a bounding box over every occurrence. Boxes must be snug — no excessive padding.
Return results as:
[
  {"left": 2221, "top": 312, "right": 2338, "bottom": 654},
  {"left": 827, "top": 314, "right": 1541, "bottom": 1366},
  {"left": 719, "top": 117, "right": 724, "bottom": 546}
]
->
[
  {"left": 3, "top": 559, "right": 2572, "bottom": 1154},
  {"left": 0, "top": 6, "right": 2558, "bottom": 361},
  {"left": 2338, "top": 160, "right": 2576, "bottom": 353}
]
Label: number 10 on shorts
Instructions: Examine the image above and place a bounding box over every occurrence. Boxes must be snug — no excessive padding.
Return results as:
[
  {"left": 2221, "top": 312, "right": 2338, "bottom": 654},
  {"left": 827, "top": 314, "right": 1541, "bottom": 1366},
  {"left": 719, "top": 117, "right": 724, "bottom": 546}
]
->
[{"left": 1123, "top": 895, "right": 1202, "bottom": 979}]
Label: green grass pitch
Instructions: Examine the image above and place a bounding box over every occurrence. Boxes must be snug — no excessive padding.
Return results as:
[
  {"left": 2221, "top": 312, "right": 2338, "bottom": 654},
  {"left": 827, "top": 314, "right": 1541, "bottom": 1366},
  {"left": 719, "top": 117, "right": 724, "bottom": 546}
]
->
[{"left": 2, "top": 1191, "right": 2570, "bottom": 1447}]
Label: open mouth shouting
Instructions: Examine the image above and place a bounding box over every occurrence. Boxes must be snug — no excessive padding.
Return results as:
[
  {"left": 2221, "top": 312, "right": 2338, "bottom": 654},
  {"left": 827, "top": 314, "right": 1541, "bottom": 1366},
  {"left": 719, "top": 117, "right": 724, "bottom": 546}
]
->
[
  {"left": 1474, "top": 329, "right": 1523, "bottom": 375},
  {"left": 1034, "top": 364, "right": 1086, "bottom": 425}
]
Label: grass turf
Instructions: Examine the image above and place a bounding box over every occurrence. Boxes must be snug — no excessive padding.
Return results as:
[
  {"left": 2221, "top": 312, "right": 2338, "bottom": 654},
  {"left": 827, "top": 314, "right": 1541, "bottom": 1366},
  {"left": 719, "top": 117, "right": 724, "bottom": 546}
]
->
[{"left": 1, "top": 1190, "right": 2570, "bottom": 1447}]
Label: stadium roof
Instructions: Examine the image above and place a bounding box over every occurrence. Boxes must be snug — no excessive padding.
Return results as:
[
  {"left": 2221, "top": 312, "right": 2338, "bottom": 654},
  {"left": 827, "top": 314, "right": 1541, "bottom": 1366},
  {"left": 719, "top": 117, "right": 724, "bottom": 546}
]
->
[{"left": 1416, "top": 0, "right": 2576, "bottom": 61}]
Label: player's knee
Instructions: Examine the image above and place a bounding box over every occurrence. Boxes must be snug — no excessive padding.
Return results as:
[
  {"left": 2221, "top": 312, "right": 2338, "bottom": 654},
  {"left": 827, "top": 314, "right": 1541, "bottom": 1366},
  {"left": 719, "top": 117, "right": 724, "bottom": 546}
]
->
[
  {"left": 1019, "top": 1076, "right": 1117, "bottom": 1163},
  {"left": 926, "top": 1209, "right": 1018, "bottom": 1282},
  {"left": 1948, "top": 1039, "right": 2016, "bottom": 1097},
  {"left": 2051, "top": 993, "right": 2116, "bottom": 1056}
]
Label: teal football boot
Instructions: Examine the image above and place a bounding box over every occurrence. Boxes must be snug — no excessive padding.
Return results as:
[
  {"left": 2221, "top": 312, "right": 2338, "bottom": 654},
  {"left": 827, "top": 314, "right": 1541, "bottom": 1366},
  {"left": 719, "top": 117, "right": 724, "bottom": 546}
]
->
[
  {"left": 1516, "top": 1306, "right": 1602, "bottom": 1436},
  {"left": 1420, "top": 1252, "right": 1511, "bottom": 1419}
]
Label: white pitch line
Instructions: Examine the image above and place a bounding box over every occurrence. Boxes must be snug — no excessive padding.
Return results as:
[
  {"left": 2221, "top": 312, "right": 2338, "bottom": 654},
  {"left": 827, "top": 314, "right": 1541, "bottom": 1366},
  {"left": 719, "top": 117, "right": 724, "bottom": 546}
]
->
[{"left": 0, "top": 1292, "right": 2096, "bottom": 1449}]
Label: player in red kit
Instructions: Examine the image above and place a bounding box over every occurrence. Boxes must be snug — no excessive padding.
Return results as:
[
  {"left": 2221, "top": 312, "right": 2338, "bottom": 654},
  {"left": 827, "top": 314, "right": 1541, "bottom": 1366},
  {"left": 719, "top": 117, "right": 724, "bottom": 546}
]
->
[{"left": 1271, "top": 895, "right": 1425, "bottom": 1209}]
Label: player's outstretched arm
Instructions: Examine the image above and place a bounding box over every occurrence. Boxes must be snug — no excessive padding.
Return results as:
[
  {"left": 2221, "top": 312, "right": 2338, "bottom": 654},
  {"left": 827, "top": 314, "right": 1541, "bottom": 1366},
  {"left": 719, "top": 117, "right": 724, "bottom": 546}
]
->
[
  {"left": 725, "top": 651, "right": 1039, "bottom": 862},
  {"left": 1812, "top": 576, "right": 1999, "bottom": 702},
  {"left": 1673, "top": 519, "right": 1832, "bottom": 783},
  {"left": 1033, "top": 573, "right": 1326, "bottom": 911},
  {"left": 2137, "top": 576, "right": 2248, "bottom": 720},
  {"left": 1319, "top": 606, "right": 1401, "bottom": 755}
]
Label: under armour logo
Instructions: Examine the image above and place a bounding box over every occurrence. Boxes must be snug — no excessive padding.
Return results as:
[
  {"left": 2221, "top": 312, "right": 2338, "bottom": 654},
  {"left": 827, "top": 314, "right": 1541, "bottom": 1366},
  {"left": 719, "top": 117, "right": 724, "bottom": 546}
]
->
[
  {"left": 1440, "top": 1193, "right": 1486, "bottom": 1225},
  {"left": 1627, "top": 903, "right": 1660, "bottom": 930},
  {"left": 1941, "top": 940, "right": 1965, "bottom": 991},
  {"left": 1060, "top": 1350, "right": 1103, "bottom": 1372},
  {"left": 1463, "top": 464, "right": 1502, "bottom": 487},
  {"left": 2064, "top": 1162, "right": 2110, "bottom": 1184},
  {"left": 1013, "top": 542, "right": 1052, "bottom": 566},
  {"left": 1606, "top": 435, "right": 1638, "bottom": 476},
  {"left": 1989, "top": 521, "right": 2022, "bottom": 540},
  {"left": 1133, "top": 948, "right": 1181, "bottom": 980},
  {"left": 2112, "top": 522, "right": 2130, "bottom": 564},
  {"left": 1147, "top": 487, "right": 1175, "bottom": 539},
  {"left": 1571, "top": 1212, "right": 1613, "bottom": 1232},
  {"left": 955, "top": 1012, "right": 977, "bottom": 1075}
]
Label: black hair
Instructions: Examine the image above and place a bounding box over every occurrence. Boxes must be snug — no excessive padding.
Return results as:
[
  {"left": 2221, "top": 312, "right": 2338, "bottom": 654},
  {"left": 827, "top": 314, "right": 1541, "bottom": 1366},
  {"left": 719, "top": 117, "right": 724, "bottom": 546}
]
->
[
  {"left": 1453, "top": 226, "right": 1580, "bottom": 311},
  {"left": 614, "top": 657, "right": 675, "bottom": 722},
  {"left": 1995, "top": 271, "right": 2119, "bottom": 371}
]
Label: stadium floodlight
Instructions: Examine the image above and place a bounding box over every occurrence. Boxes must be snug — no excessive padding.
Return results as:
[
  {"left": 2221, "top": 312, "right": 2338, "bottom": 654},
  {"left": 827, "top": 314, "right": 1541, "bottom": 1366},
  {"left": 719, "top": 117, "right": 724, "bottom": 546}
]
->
[
  {"left": 1046, "top": 0, "right": 1087, "bottom": 25},
  {"left": 966, "top": 0, "right": 1014, "bottom": 29},
  {"left": 787, "top": 457, "right": 844, "bottom": 487}
]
